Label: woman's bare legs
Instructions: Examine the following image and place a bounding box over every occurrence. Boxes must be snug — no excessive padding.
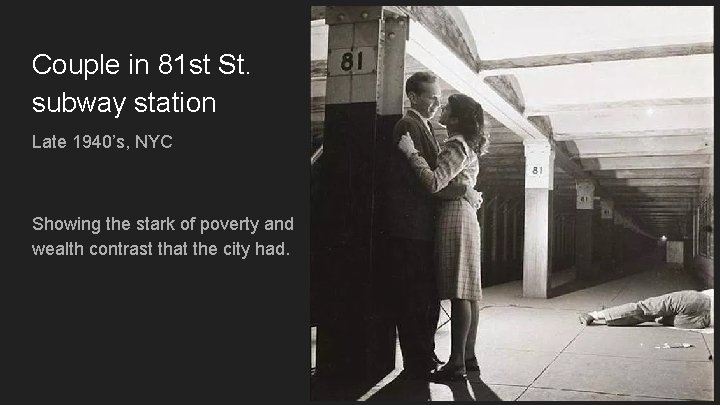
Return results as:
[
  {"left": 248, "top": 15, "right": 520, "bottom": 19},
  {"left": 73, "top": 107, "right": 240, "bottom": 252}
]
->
[
  {"left": 446, "top": 299, "right": 471, "bottom": 371},
  {"left": 464, "top": 300, "right": 480, "bottom": 361}
]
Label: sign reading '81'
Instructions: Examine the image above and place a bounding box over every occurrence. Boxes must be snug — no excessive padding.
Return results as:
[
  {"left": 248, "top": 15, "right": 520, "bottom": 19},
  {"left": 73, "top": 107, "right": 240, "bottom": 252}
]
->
[
  {"left": 525, "top": 159, "right": 551, "bottom": 188},
  {"left": 328, "top": 47, "right": 377, "bottom": 76}
]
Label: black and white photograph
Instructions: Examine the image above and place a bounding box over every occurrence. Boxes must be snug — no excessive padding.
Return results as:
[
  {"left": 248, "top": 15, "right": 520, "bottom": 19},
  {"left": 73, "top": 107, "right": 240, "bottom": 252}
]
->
[{"left": 310, "top": 6, "right": 714, "bottom": 401}]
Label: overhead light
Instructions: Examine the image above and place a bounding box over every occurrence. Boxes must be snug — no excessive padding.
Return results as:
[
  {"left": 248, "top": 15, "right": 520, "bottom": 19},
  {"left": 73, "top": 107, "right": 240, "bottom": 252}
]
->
[
  {"left": 661, "top": 235, "right": 667, "bottom": 241},
  {"left": 646, "top": 108, "right": 654, "bottom": 116}
]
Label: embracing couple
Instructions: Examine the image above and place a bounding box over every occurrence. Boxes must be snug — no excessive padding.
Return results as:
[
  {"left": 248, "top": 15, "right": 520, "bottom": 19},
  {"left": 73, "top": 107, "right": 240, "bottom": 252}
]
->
[{"left": 384, "top": 71, "right": 488, "bottom": 382}]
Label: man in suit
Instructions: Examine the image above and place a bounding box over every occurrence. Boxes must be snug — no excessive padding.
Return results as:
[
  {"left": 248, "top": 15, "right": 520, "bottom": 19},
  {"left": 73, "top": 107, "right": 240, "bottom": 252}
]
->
[{"left": 382, "top": 72, "right": 481, "bottom": 378}]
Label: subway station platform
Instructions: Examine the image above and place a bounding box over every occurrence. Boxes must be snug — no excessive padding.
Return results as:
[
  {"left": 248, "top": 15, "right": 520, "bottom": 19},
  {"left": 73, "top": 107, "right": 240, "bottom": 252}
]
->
[{"left": 311, "top": 256, "right": 713, "bottom": 401}]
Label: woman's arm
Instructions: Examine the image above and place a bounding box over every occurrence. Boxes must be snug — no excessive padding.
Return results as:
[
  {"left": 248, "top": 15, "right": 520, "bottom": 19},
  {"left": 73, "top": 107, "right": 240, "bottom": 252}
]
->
[
  {"left": 435, "top": 182, "right": 468, "bottom": 199},
  {"left": 435, "top": 183, "right": 483, "bottom": 209},
  {"left": 398, "top": 134, "right": 468, "bottom": 194}
]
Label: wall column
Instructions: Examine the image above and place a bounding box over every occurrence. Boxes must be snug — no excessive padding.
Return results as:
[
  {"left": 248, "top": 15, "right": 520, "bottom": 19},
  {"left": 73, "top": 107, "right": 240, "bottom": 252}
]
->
[
  {"left": 574, "top": 180, "right": 595, "bottom": 280},
  {"left": 316, "top": 6, "right": 405, "bottom": 380},
  {"left": 599, "top": 199, "right": 615, "bottom": 272},
  {"left": 522, "top": 140, "right": 554, "bottom": 298}
]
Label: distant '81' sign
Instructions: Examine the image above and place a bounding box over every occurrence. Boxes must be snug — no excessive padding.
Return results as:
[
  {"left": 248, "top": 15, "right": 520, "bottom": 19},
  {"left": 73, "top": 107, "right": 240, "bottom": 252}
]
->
[{"left": 328, "top": 47, "right": 377, "bottom": 76}]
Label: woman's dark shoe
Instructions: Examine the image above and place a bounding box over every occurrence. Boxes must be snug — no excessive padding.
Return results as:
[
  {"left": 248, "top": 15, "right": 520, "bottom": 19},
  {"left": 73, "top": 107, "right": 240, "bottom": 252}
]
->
[
  {"left": 464, "top": 357, "right": 480, "bottom": 372},
  {"left": 430, "top": 366, "right": 467, "bottom": 382}
]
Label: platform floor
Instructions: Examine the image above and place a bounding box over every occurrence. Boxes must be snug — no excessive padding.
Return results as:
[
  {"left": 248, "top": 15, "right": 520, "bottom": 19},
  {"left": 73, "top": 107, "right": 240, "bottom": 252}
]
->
[{"left": 312, "top": 256, "right": 714, "bottom": 401}]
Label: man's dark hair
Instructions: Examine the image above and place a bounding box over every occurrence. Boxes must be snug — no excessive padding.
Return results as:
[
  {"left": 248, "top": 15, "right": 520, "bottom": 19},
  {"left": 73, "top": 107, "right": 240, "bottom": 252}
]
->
[{"left": 405, "top": 72, "right": 437, "bottom": 97}]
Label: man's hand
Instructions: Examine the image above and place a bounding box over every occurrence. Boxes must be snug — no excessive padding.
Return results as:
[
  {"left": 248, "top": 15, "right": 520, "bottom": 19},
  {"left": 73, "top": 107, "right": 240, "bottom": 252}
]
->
[
  {"left": 397, "top": 132, "right": 418, "bottom": 158},
  {"left": 463, "top": 188, "right": 483, "bottom": 210}
]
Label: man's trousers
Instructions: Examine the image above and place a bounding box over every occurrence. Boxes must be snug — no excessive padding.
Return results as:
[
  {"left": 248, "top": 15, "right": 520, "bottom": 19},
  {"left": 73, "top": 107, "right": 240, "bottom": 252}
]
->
[{"left": 386, "top": 238, "right": 440, "bottom": 372}]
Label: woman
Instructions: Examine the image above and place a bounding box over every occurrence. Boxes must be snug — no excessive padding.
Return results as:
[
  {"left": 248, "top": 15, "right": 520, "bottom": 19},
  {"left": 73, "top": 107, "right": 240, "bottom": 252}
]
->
[{"left": 397, "top": 93, "right": 488, "bottom": 382}]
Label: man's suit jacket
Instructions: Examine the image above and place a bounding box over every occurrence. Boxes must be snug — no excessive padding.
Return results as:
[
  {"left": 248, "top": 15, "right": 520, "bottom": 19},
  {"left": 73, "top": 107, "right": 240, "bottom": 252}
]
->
[{"left": 383, "top": 110, "right": 441, "bottom": 241}]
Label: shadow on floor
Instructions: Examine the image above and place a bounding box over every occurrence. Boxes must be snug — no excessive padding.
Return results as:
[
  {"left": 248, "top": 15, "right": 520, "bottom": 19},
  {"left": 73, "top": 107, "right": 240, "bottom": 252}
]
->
[
  {"left": 549, "top": 257, "right": 664, "bottom": 298},
  {"left": 366, "top": 372, "right": 502, "bottom": 401},
  {"left": 467, "top": 373, "right": 504, "bottom": 401},
  {"left": 549, "top": 274, "right": 619, "bottom": 298}
]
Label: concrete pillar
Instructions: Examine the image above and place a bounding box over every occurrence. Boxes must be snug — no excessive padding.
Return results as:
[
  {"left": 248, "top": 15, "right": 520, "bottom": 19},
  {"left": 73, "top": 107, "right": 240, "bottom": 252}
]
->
[
  {"left": 316, "top": 6, "right": 404, "bottom": 379},
  {"left": 574, "top": 180, "right": 595, "bottom": 280},
  {"left": 522, "top": 140, "right": 554, "bottom": 298},
  {"left": 599, "top": 199, "right": 614, "bottom": 272}
]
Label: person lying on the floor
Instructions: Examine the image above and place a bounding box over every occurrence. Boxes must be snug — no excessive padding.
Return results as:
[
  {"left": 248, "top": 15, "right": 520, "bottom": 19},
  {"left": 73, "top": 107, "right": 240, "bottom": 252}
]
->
[{"left": 579, "top": 289, "right": 713, "bottom": 329}]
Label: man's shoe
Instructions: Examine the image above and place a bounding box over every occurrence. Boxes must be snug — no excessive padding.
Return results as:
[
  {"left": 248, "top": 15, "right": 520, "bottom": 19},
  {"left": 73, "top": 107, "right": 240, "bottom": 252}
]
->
[
  {"left": 402, "top": 359, "right": 437, "bottom": 380},
  {"left": 579, "top": 313, "right": 594, "bottom": 325}
]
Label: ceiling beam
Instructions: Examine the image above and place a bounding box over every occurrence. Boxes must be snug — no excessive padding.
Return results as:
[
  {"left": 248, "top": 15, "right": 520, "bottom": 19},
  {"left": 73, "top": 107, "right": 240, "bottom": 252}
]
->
[
  {"left": 395, "top": 6, "right": 480, "bottom": 73},
  {"left": 609, "top": 187, "right": 698, "bottom": 195},
  {"left": 572, "top": 149, "right": 713, "bottom": 159},
  {"left": 564, "top": 134, "right": 712, "bottom": 158},
  {"left": 638, "top": 220, "right": 687, "bottom": 223},
  {"left": 525, "top": 97, "right": 713, "bottom": 116},
  {"left": 620, "top": 202, "right": 692, "bottom": 208},
  {"left": 479, "top": 42, "right": 713, "bottom": 73},
  {"left": 311, "top": 6, "right": 325, "bottom": 20},
  {"left": 598, "top": 179, "right": 702, "bottom": 187},
  {"left": 483, "top": 75, "right": 525, "bottom": 113},
  {"left": 591, "top": 169, "right": 705, "bottom": 179},
  {"left": 624, "top": 207, "right": 693, "bottom": 211},
  {"left": 580, "top": 155, "right": 712, "bottom": 170},
  {"left": 611, "top": 193, "right": 698, "bottom": 198},
  {"left": 620, "top": 197, "right": 693, "bottom": 202},
  {"left": 618, "top": 198, "right": 694, "bottom": 203},
  {"left": 554, "top": 128, "right": 713, "bottom": 142},
  {"left": 527, "top": 116, "right": 553, "bottom": 139}
]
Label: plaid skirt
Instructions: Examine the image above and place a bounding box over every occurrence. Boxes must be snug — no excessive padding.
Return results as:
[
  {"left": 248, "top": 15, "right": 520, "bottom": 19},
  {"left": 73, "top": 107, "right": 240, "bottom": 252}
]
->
[{"left": 435, "top": 199, "right": 482, "bottom": 300}]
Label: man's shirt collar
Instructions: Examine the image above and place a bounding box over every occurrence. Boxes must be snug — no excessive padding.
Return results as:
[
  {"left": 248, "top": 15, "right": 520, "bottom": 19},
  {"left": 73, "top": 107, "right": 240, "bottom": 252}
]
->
[{"left": 407, "top": 108, "right": 432, "bottom": 133}]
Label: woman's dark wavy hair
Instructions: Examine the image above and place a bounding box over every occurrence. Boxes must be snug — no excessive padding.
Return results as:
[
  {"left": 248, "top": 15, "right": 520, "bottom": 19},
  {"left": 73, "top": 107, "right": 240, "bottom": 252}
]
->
[{"left": 447, "top": 93, "right": 489, "bottom": 155}]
